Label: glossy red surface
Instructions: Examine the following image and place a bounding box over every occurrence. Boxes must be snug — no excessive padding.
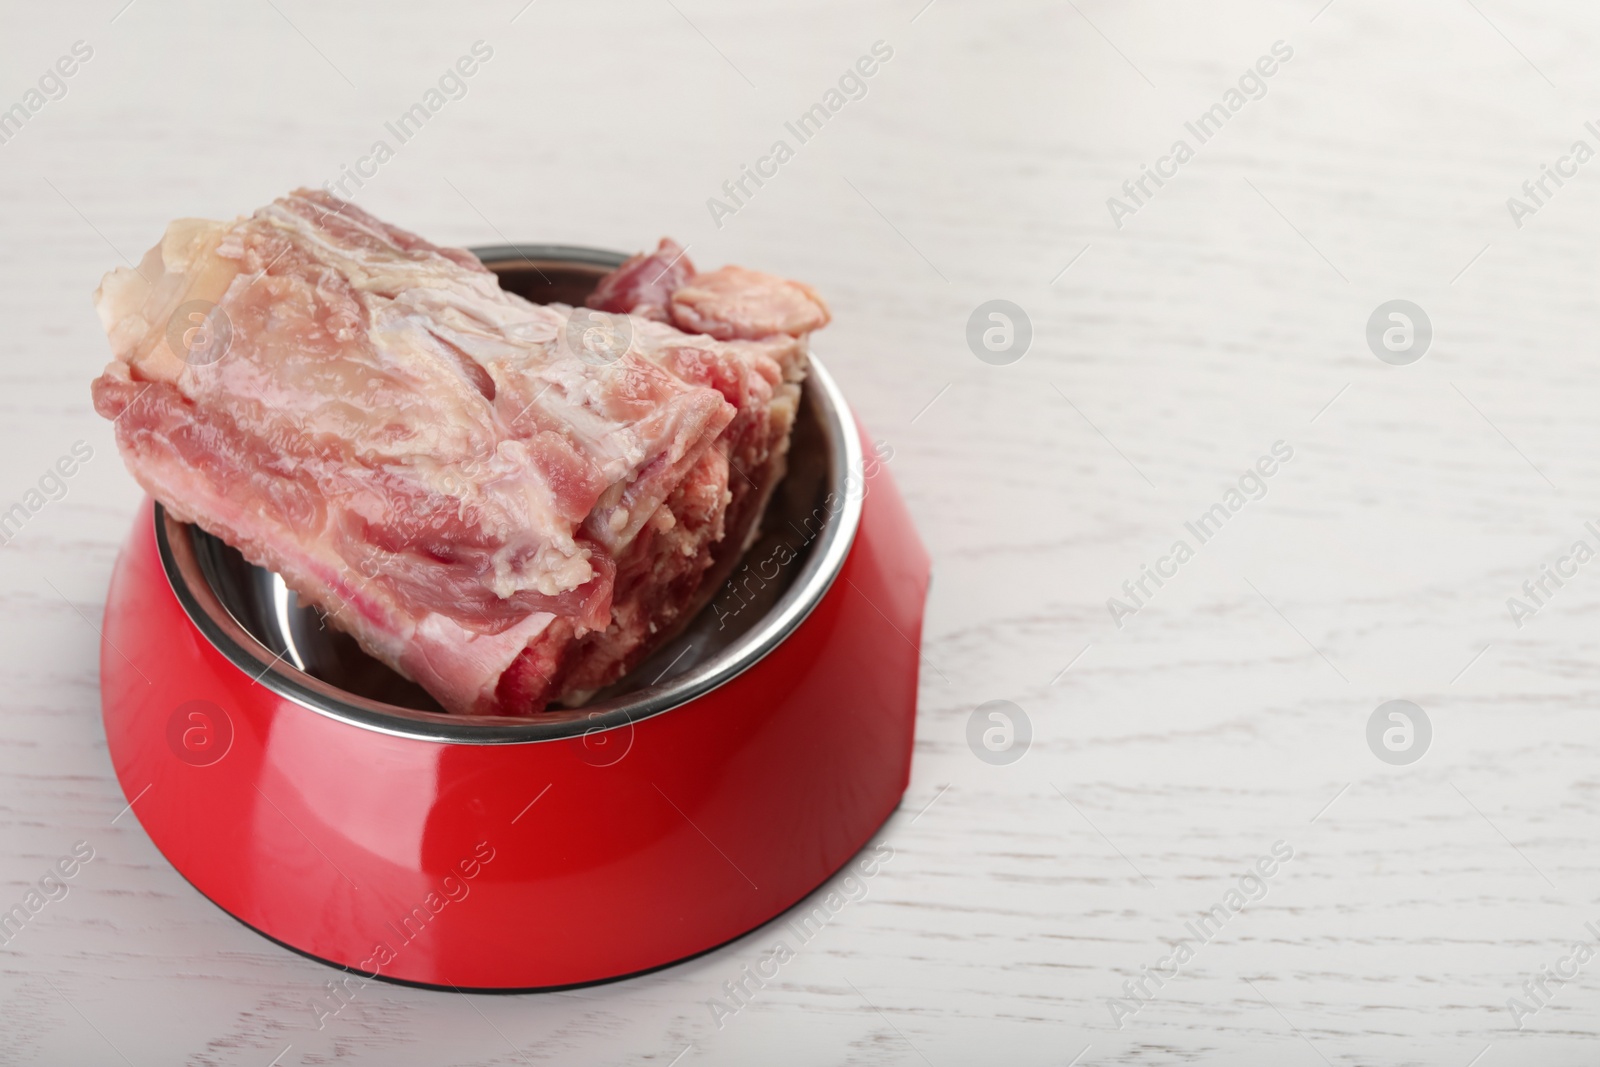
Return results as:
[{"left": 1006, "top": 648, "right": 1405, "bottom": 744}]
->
[{"left": 100, "top": 428, "right": 928, "bottom": 989}]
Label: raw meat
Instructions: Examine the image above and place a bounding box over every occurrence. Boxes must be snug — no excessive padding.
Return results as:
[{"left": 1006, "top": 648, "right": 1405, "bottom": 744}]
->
[
  {"left": 90, "top": 189, "right": 828, "bottom": 716},
  {"left": 589, "top": 240, "right": 829, "bottom": 341},
  {"left": 586, "top": 237, "right": 695, "bottom": 324}
]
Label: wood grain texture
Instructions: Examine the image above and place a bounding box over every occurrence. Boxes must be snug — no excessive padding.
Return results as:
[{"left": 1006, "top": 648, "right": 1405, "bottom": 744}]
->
[{"left": 2, "top": 0, "right": 1599, "bottom": 1063}]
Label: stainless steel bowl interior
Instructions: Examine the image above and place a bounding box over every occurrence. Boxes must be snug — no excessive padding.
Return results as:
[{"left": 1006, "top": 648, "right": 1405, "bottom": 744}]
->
[{"left": 156, "top": 246, "right": 864, "bottom": 744}]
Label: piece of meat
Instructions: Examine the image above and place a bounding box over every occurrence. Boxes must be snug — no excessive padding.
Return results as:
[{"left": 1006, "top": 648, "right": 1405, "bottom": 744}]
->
[
  {"left": 586, "top": 237, "right": 696, "bottom": 323},
  {"left": 90, "top": 190, "right": 825, "bottom": 716},
  {"left": 589, "top": 244, "right": 829, "bottom": 343},
  {"left": 669, "top": 266, "right": 830, "bottom": 341}
]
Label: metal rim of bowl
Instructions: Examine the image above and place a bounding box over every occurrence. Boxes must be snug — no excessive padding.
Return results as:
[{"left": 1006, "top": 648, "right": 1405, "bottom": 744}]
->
[{"left": 153, "top": 244, "right": 863, "bottom": 745}]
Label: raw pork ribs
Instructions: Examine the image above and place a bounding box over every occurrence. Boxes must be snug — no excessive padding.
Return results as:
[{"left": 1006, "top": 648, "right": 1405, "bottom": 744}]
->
[{"left": 91, "top": 190, "right": 828, "bottom": 715}]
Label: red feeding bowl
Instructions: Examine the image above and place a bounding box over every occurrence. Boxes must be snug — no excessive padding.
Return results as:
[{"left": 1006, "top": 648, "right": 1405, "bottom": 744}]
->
[{"left": 99, "top": 246, "right": 931, "bottom": 990}]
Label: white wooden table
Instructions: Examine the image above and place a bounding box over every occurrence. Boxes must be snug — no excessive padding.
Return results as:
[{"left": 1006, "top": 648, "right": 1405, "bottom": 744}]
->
[{"left": 5, "top": 0, "right": 1600, "bottom": 1062}]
